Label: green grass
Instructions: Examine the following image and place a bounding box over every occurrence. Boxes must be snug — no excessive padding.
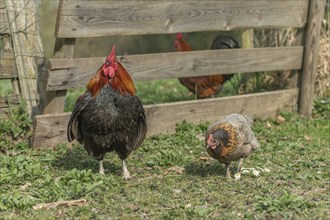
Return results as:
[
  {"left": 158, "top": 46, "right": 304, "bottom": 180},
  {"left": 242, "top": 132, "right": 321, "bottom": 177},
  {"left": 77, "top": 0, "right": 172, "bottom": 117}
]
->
[
  {"left": 0, "top": 80, "right": 13, "bottom": 96},
  {"left": 0, "top": 98, "right": 329, "bottom": 219},
  {"left": 64, "top": 77, "right": 241, "bottom": 112}
]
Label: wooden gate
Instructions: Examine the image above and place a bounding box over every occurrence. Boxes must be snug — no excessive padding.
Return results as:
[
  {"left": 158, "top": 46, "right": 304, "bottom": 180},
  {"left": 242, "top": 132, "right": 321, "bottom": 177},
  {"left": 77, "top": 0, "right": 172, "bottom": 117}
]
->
[{"left": 32, "top": 0, "right": 326, "bottom": 148}]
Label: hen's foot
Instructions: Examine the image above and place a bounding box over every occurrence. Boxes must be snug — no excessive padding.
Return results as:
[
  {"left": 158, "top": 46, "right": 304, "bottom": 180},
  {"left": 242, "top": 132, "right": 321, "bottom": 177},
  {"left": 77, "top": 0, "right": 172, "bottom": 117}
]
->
[
  {"left": 234, "top": 173, "right": 241, "bottom": 180},
  {"left": 99, "top": 160, "right": 105, "bottom": 175},
  {"left": 234, "top": 158, "right": 244, "bottom": 180},
  {"left": 225, "top": 163, "right": 232, "bottom": 180}
]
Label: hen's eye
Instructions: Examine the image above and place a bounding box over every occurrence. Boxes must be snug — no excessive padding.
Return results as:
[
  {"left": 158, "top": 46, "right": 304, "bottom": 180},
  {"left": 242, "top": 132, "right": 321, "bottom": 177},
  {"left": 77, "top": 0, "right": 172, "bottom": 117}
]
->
[
  {"left": 106, "top": 61, "right": 111, "bottom": 66},
  {"left": 211, "top": 139, "right": 217, "bottom": 144}
]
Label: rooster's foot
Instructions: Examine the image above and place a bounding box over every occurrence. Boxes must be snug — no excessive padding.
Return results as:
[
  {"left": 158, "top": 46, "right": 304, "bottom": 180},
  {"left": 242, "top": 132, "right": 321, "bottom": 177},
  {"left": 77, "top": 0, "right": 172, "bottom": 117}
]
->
[{"left": 122, "top": 160, "right": 131, "bottom": 180}]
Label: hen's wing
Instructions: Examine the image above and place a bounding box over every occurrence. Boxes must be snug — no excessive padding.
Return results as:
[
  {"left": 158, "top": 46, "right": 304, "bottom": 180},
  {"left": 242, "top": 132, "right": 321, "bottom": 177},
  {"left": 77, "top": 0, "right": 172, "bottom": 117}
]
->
[
  {"left": 179, "top": 75, "right": 225, "bottom": 98},
  {"left": 67, "top": 92, "right": 92, "bottom": 142},
  {"left": 226, "top": 114, "right": 260, "bottom": 150}
]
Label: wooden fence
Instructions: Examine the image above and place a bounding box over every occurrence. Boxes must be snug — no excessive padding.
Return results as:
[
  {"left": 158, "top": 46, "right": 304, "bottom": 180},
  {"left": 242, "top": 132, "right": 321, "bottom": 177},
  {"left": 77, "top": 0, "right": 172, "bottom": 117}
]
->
[
  {"left": 32, "top": 0, "right": 326, "bottom": 148},
  {"left": 0, "top": 0, "right": 19, "bottom": 115},
  {"left": 0, "top": 0, "right": 44, "bottom": 116}
]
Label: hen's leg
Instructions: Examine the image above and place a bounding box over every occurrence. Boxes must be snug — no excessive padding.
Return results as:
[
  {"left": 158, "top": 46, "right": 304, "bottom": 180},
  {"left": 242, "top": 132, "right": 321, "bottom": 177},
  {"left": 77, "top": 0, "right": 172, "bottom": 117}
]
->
[
  {"left": 99, "top": 160, "right": 105, "bottom": 175},
  {"left": 122, "top": 160, "right": 131, "bottom": 179},
  {"left": 225, "top": 163, "right": 231, "bottom": 179},
  {"left": 234, "top": 158, "right": 244, "bottom": 180}
]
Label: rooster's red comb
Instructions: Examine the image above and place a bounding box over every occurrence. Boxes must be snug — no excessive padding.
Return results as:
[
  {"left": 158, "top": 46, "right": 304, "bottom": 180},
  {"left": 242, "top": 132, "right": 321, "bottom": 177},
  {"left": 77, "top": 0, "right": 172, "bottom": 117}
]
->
[{"left": 106, "top": 45, "right": 116, "bottom": 61}]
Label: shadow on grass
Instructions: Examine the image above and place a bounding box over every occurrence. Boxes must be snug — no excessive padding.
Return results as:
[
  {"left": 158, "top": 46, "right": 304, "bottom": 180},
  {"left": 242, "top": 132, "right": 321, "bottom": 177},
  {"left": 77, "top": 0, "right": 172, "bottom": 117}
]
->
[
  {"left": 184, "top": 161, "right": 226, "bottom": 177},
  {"left": 51, "top": 145, "right": 121, "bottom": 175}
]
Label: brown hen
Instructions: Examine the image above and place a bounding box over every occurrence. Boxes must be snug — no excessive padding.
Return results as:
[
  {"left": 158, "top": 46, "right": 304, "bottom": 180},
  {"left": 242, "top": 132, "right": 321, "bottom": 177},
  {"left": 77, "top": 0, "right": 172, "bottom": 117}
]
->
[
  {"left": 174, "top": 33, "right": 239, "bottom": 98},
  {"left": 205, "top": 114, "right": 260, "bottom": 180}
]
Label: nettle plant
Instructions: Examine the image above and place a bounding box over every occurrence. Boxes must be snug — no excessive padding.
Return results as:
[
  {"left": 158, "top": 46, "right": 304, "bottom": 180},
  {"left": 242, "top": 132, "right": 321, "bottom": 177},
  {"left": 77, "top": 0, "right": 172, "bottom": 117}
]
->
[{"left": 0, "top": 102, "right": 32, "bottom": 151}]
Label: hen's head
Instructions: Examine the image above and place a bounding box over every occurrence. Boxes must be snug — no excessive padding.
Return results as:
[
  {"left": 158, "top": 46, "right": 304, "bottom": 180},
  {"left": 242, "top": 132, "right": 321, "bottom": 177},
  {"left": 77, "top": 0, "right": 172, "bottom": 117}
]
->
[
  {"left": 174, "top": 33, "right": 183, "bottom": 49},
  {"left": 206, "top": 129, "right": 230, "bottom": 150},
  {"left": 174, "top": 33, "right": 192, "bottom": 51},
  {"left": 102, "top": 45, "right": 118, "bottom": 79}
]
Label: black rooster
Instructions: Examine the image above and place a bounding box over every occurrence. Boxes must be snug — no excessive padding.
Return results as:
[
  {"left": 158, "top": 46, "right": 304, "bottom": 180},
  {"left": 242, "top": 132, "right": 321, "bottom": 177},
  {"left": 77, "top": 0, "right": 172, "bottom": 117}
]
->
[{"left": 67, "top": 45, "right": 147, "bottom": 179}]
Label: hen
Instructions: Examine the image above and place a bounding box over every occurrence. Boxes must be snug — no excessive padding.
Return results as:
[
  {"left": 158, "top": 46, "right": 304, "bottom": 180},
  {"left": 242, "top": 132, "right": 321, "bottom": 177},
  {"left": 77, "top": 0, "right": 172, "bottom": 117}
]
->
[
  {"left": 67, "top": 45, "right": 147, "bottom": 179},
  {"left": 205, "top": 114, "right": 260, "bottom": 180},
  {"left": 174, "top": 33, "right": 239, "bottom": 98}
]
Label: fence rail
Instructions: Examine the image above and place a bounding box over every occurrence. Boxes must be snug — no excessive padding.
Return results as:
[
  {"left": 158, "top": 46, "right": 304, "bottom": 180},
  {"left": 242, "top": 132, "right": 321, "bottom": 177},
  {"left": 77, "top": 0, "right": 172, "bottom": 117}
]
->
[
  {"left": 32, "top": 89, "right": 298, "bottom": 148},
  {"left": 47, "top": 47, "right": 304, "bottom": 91},
  {"left": 55, "top": 0, "right": 309, "bottom": 37}
]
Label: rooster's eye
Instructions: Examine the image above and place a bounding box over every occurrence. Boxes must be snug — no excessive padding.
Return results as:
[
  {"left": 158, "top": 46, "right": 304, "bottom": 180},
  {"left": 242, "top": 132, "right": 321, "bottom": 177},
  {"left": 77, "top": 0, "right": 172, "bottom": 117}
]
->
[{"left": 106, "top": 61, "right": 110, "bottom": 66}]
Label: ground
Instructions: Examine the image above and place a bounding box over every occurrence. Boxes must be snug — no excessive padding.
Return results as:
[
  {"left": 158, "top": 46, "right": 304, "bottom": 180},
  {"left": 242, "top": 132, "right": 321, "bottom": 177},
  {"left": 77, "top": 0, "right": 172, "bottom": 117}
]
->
[{"left": 0, "top": 97, "right": 329, "bottom": 219}]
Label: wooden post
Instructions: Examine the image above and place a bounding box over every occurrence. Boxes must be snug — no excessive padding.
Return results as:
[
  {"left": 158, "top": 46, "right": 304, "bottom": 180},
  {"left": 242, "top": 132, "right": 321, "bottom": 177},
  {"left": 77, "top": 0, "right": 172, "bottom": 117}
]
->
[
  {"left": 41, "top": 0, "right": 75, "bottom": 114},
  {"left": 240, "top": 29, "right": 255, "bottom": 91},
  {"left": 42, "top": 38, "right": 75, "bottom": 114},
  {"left": 5, "top": 0, "right": 45, "bottom": 116},
  {"left": 240, "top": 29, "right": 254, "bottom": 49},
  {"left": 299, "top": 0, "right": 326, "bottom": 117}
]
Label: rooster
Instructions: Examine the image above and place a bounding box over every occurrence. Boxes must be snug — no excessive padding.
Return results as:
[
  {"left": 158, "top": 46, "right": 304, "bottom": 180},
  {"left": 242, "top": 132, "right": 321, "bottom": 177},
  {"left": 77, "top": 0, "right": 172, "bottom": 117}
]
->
[
  {"left": 205, "top": 114, "right": 260, "bottom": 180},
  {"left": 67, "top": 45, "right": 147, "bottom": 179},
  {"left": 174, "top": 33, "right": 239, "bottom": 98}
]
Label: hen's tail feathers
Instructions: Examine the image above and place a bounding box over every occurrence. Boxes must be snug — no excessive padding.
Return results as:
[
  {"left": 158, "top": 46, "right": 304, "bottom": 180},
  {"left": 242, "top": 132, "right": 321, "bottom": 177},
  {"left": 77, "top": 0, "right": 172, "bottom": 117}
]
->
[
  {"left": 211, "top": 35, "right": 240, "bottom": 50},
  {"left": 211, "top": 35, "right": 240, "bottom": 82}
]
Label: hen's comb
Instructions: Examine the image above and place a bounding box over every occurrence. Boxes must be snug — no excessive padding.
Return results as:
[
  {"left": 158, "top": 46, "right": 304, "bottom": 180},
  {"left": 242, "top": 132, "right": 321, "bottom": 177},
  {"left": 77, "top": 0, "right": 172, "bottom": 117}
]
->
[{"left": 176, "top": 33, "right": 183, "bottom": 40}]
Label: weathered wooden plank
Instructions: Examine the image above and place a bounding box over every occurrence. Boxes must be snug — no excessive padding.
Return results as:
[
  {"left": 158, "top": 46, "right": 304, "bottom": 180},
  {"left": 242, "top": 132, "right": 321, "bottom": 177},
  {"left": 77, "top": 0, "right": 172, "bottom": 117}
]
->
[
  {"left": 46, "top": 46, "right": 304, "bottom": 91},
  {"left": 0, "top": 94, "right": 20, "bottom": 107},
  {"left": 32, "top": 89, "right": 298, "bottom": 148},
  {"left": 55, "top": 0, "right": 309, "bottom": 38},
  {"left": 299, "top": 0, "right": 326, "bottom": 118},
  {"left": 0, "top": 36, "right": 17, "bottom": 79},
  {"left": 6, "top": 0, "right": 45, "bottom": 116},
  {"left": 0, "top": 51, "right": 18, "bottom": 79},
  {"left": 0, "top": 0, "right": 9, "bottom": 34},
  {"left": 0, "top": 0, "right": 5, "bottom": 8},
  {"left": 0, "top": 94, "right": 21, "bottom": 116},
  {"left": 42, "top": 38, "right": 76, "bottom": 114}
]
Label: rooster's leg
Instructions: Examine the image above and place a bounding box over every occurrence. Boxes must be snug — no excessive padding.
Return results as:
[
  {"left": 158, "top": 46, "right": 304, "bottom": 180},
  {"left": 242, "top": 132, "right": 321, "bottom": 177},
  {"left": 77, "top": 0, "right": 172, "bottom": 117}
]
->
[
  {"left": 99, "top": 160, "right": 105, "bottom": 175},
  {"left": 225, "top": 163, "right": 231, "bottom": 179},
  {"left": 122, "top": 160, "right": 131, "bottom": 179},
  {"left": 234, "top": 158, "right": 244, "bottom": 180}
]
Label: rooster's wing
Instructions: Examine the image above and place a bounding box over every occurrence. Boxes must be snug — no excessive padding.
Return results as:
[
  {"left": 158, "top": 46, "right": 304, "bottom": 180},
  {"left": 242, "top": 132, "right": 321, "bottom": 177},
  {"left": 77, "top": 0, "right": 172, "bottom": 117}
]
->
[{"left": 67, "top": 92, "right": 92, "bottom": 143}]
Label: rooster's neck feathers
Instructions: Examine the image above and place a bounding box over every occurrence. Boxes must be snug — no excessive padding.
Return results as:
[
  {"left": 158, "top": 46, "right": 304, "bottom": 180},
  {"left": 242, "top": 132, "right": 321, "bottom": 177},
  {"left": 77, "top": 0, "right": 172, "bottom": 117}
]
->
[
  {"left": 87, "top": 69, "right": 109, "bottom": 97},
  {"left": 87, "top": 62, "right": 136, "bottom": 97},
  {"left": 110, "top": 62, "right": 136, "bottom": 96}
]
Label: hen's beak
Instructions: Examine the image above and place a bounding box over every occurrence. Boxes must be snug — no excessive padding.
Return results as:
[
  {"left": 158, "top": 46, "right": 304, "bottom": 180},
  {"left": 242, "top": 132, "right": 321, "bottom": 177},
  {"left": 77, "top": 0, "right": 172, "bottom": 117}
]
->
[{"left": 207, "top": 145, "right": 217, "bottom": 150}]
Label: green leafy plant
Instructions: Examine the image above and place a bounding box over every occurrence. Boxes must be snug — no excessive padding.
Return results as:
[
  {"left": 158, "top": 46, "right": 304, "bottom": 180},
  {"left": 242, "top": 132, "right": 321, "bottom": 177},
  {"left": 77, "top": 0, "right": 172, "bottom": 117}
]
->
[
  {"left": 0, "top": 102, "right": 32, "bottom": 152},
  {"left": 255, "top": 192, "right": 315, "bottom": 218},
  {"left": 313, "top": 96, "right": 330, "bottom": 119}
]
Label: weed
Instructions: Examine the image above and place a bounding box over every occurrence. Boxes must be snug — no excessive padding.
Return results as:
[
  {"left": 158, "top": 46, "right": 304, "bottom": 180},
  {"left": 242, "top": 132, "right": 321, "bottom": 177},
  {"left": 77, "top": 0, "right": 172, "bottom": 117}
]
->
[{"left": 0, "top": 102, "right": 32, "bottom": 152}]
